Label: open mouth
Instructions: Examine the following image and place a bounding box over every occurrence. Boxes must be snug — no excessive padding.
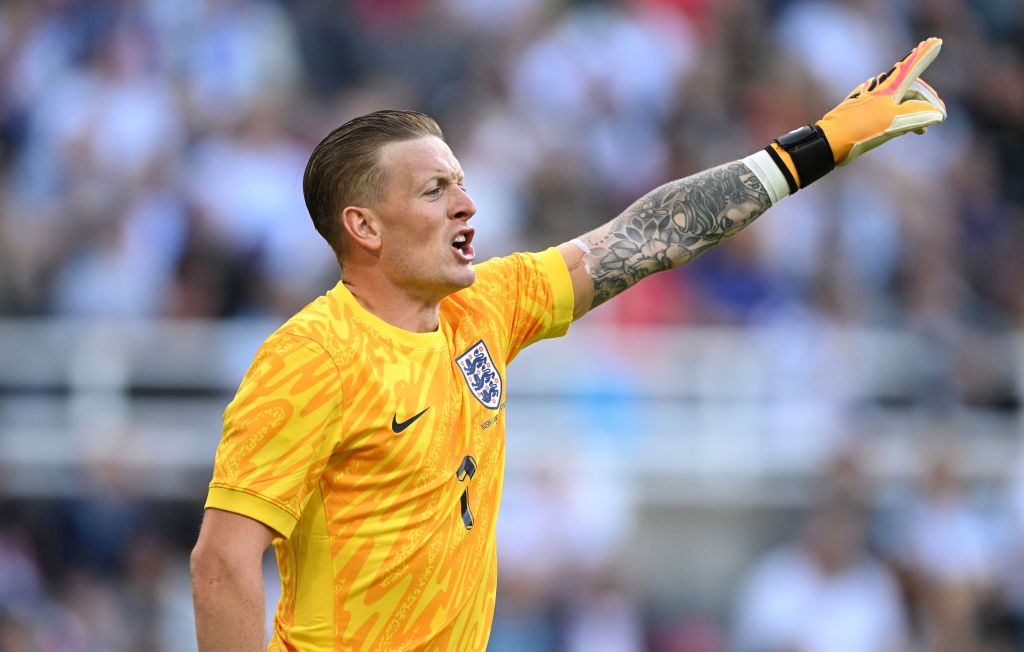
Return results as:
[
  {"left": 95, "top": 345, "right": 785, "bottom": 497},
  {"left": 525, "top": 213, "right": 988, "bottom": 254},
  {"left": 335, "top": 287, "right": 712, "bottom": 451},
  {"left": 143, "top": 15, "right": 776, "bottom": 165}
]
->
[{"left": 451, "top": 229, "right": 476, "bottom": 262}]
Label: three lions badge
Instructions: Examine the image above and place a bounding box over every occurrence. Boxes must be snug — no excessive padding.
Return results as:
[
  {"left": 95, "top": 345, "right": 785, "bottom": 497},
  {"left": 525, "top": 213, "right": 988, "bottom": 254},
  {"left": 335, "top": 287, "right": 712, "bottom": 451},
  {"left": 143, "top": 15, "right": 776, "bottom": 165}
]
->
[{"left": 456, "top": 340, "right": 502, "bottom": 409}]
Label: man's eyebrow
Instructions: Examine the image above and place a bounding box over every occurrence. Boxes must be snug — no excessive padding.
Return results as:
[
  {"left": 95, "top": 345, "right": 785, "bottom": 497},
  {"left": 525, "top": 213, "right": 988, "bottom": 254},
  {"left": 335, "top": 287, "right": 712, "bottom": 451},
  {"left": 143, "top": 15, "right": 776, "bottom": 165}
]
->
[{"left": 423, "top": 171, "right": 465, "bottom": 186}]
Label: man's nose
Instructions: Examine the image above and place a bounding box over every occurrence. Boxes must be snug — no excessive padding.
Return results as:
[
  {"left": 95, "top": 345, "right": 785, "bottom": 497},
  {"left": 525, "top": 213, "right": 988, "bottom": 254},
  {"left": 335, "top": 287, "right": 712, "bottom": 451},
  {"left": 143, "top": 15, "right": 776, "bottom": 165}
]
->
[{"left": 451, "top": 186, "right": 476, "bottom": 221}]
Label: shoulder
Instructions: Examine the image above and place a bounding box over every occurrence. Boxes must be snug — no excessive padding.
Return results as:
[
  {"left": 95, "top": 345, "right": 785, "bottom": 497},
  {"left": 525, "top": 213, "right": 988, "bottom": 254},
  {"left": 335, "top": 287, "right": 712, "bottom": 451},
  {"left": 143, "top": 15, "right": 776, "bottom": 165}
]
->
[
  {"left": 479, "top": 249, "right": 568, "bottom": 275},
  {"left": 460, "top": 249, "right": 569, "bottom": 296},
  {"left": 266, "top": 286, "right": 360, "bottom": 370}
]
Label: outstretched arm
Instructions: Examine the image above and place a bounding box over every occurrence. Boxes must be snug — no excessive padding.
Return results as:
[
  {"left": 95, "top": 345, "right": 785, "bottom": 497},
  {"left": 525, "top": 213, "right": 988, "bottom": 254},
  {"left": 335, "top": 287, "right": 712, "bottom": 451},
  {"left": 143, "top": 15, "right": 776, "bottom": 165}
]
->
[
  {"left": 558, "top": 162, "right": 771, "bottom": 316},
  {"left": 559, "top": 37, "right": 947, "bottom": 319}
]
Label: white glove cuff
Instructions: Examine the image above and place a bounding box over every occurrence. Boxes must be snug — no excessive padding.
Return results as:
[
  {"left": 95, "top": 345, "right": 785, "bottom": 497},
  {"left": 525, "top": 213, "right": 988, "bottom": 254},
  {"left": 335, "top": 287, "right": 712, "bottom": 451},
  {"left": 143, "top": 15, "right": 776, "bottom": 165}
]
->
[{"left": 741, "top": 150, "right": 792, "bottom": 206}]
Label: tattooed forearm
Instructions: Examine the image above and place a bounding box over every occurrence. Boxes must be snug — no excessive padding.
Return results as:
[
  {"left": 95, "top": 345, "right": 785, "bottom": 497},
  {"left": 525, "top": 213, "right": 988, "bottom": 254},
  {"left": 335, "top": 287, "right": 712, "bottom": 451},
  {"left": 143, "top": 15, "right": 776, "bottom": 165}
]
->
[{"left": 579, "top": 161, "right": 772, "bottom": 308}]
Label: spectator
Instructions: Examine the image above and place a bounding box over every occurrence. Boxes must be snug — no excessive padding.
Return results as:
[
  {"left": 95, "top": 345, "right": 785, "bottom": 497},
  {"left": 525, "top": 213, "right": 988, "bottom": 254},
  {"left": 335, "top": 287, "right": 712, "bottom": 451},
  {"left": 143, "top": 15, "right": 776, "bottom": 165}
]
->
[
  {"left": 885, "top": 449, "right": 1001, "bottom": 652},
  {"left": 734, "top": 498, "right": 909, "bottom": 652}
]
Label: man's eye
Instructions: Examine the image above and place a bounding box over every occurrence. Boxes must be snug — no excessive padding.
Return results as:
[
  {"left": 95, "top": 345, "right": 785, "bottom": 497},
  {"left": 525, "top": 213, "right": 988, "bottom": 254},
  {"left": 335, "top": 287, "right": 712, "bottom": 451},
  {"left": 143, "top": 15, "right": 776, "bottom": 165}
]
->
[{"left": 426, "top": 187, "right": 442, "bottom": 197}]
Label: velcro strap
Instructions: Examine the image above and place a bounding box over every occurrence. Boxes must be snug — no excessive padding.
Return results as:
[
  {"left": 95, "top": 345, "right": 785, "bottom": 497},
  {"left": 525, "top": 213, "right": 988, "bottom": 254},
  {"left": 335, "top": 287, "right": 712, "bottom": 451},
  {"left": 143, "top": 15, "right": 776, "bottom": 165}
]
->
[
  {"left": 764, "top": 145, "right": 798, "bottom": 195},
  {"left": 774, "top": 125, "right": 835, "bottom": 189}
]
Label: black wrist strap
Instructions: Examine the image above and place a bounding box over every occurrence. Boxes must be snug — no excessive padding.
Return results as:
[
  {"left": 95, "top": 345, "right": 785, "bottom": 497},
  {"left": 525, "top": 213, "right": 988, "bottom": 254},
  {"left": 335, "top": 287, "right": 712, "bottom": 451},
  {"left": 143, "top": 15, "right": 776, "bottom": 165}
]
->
[
  {"left": 772, "top": 124, "right": 835, "bottom": 190},
  {"left": 764, "top": 144, "right": 798, "bottom": 195}
]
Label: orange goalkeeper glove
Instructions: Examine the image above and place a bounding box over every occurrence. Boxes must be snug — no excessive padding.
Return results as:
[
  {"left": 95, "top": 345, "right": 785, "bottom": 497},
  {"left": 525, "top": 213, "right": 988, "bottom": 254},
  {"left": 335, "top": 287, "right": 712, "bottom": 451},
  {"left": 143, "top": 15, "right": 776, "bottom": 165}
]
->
[{"left": 765, "top": 37, "right": 947, "bottom": 193}]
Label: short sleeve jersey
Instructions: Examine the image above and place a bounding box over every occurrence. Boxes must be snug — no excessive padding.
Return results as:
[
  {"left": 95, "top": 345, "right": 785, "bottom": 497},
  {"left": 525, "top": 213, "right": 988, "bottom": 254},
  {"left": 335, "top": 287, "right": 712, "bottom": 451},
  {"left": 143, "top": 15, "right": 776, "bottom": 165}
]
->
[{"left": 205, "top": 248, "right": 574, "bottom": 651}]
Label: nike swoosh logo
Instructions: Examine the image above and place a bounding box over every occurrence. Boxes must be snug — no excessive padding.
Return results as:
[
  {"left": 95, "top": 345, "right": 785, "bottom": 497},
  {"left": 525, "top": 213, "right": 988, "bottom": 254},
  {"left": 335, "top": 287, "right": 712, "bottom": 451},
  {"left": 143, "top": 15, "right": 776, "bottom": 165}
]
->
[{"left": 391, "top": 407, "right": 430, "bottom": 433}]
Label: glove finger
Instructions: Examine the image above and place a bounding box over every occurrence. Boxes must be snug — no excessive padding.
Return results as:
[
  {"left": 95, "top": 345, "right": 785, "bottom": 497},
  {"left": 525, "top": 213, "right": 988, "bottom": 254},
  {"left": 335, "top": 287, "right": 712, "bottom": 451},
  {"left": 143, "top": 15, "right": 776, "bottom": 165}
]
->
[
  {"left": 877, "top": 37, "right": 942, "bottom": 102},
  {"left": 866, "top": 69, "right": 895, "bottom": 93},
  {"left": 899, "top": 83, "right": 947, "bottom": 119},
  {"left": 842, "top": 78, "right": 873, "bottom": 100},
  {"left": 910, "top": 78, "right": 946, "bottom": 112},
  {"left": 885, "top": 99, "right": 946, "bottom": 135}
]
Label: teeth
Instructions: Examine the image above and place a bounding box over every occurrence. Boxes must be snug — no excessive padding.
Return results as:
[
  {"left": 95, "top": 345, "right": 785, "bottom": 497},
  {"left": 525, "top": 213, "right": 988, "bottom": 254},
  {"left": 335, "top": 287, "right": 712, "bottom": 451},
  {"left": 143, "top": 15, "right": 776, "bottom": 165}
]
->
[{"left": 453, "top": 234, "right": 466, "bottom": 244}]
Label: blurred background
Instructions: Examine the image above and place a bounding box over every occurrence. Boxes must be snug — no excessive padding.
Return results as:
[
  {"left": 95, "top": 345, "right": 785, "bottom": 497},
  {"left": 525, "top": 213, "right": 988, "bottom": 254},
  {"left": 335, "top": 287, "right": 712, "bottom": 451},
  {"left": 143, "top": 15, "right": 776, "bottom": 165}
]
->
[{"left": 0, "top": 0, "right": 1022, "bottom": 650}]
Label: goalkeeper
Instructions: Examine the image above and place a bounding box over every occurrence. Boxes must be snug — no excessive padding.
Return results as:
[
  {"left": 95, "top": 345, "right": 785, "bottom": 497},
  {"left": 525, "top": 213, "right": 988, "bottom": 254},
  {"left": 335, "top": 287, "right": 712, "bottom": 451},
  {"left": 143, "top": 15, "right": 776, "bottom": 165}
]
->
[{"left": 191, "top": 38, "right": 947, "bottom": 651}]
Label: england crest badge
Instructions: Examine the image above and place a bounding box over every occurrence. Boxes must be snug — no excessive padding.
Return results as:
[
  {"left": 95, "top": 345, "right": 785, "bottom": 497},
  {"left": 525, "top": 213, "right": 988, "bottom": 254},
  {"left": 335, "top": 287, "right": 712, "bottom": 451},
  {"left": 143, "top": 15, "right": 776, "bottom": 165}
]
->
[{"left": 456, "top": 340, "right": 502, "bottom": 409}]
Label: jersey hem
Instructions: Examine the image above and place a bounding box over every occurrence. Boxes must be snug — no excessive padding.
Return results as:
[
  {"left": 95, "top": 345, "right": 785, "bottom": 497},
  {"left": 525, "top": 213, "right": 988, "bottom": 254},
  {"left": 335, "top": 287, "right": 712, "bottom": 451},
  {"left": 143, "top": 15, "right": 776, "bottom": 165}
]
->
[{"left": 205, "top": 485, "right": 298, "bottom": 538}]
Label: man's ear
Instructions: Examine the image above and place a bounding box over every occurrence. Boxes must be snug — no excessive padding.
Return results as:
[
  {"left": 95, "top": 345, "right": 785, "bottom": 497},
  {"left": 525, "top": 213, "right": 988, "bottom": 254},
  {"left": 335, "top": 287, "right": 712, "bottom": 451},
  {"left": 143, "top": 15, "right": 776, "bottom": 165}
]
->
[{"left": 340, "top": 206, "right": 382, "bottom": 252}]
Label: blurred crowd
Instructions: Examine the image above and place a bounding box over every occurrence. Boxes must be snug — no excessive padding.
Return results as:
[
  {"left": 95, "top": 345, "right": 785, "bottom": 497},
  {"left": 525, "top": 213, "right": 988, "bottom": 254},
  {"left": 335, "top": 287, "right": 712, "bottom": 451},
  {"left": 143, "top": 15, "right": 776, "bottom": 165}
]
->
[
  {"left": 1, "top": 0, "right": 1023, "bottom": 649},
  {"left": 2, "top": 0, "right": 1022, "bottom": 332},
  {"left": 493, "top": 443, "right": 1024, "bottom": 652},
  {"left": 8, "top": 439, "right": 1024, "bottom": 651}
]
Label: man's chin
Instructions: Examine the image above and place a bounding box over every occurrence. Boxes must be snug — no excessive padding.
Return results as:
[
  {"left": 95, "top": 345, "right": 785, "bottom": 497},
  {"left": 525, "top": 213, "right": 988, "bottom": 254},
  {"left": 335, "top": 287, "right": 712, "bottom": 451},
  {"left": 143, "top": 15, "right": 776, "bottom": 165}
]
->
[
  {"left": 454, "top": 266, "right": 476, "bottom": 291},
  {"left": 442, "top": 266, "right": 476, "bottom": 297}
]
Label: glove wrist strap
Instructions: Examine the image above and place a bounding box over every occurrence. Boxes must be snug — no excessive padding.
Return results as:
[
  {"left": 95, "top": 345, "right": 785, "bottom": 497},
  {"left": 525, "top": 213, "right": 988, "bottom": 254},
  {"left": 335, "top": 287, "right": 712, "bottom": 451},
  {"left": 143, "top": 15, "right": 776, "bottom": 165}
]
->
[
  {"left": 771, "top": 124, "right": 835, "bottom": 190},
  {"left": 764, "top": 144, "right": 799, "bottom": 195},
  {"left": 741, "top": 150, "right": 791, "bottom": 205}
]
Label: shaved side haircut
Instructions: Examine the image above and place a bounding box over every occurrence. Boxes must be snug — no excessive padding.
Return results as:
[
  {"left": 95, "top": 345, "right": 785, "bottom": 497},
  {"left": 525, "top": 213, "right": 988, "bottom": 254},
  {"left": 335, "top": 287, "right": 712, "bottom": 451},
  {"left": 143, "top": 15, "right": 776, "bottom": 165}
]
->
[{"left": 303, "top": 110, "right": 444, "bottom": 257}]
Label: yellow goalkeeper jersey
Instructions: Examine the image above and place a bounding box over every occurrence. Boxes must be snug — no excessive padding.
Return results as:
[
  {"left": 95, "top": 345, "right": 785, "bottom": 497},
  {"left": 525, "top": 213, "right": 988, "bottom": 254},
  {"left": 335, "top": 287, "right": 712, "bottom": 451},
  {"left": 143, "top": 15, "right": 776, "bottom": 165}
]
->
[{"left": 205, "top": 248, "right": 573, "bottom": 651}]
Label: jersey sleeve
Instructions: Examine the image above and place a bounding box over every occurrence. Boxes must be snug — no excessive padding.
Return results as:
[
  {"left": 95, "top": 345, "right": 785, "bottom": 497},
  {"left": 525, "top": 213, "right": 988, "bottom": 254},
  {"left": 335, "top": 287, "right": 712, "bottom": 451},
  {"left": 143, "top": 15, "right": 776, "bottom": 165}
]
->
[
  {"left": 473, "top": 247, "right": 575, "bottom": 361},
  {"left": 205, "top": 332, "right": 342, "bottom": 538}
]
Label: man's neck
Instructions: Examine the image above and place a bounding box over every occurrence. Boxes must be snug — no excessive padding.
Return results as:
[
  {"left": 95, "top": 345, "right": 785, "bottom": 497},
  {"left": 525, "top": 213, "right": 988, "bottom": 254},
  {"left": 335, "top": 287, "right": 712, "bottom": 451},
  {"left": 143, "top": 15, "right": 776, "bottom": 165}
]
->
[{"left": 341, "top": 276, "right": 442, "bottom": 334}]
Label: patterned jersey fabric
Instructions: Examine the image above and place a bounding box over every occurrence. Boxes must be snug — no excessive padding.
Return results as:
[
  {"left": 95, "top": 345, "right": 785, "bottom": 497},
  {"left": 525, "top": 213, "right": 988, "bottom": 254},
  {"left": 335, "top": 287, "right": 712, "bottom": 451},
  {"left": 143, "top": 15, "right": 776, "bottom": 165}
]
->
[{"left": 205, "top": 248, "right": 574, "bottom": 651}]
